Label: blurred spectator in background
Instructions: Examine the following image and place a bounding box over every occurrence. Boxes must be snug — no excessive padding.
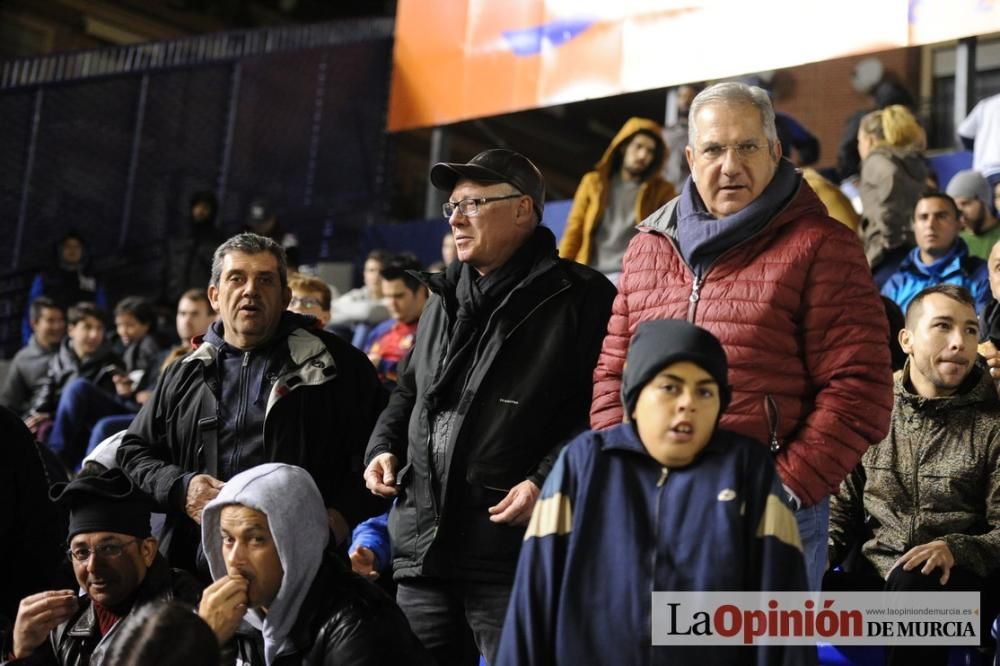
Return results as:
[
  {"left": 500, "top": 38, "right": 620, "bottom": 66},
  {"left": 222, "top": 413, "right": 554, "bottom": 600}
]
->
[
  {"left": 22, "top": 231, "right": 107, "bottom": 346},
  {"left": 429, "top": 232, "right": 458, "bottom": 273},
  {"left": 560, "top": 117, "right": 675, "bottom": 283},
  {"left": 947, "top": 169, "right": 1000, "bottom": 260},
  {"left": 662, "top": 83, "right": 703, "bottom": 187},
  {"left": 327, "top": 249, "right": 391, "bottom": 345},
  {"left": 856, "top": 105, "right": 928, "bottom": 286},
  {"left": 26, "top": 302, "right": 121, "bottom": 448},
  {"left": 363, "top": 255, "right": 427, "bottom": 389},
  {"left": 288, "top": 274, "right": 333, "bottom": 328},
  {"left": 801, "top": 168, "right": 859, "bottom": 231},
  {"left": 245, "top": 198, "right": 300, "bottom": 270},
  {"left": 104, "top": 601, "right": 219, "bottom": 666},
  {"left": 958, "top": 92, "right": 1000, "bottom": 192},
  {"left": 163, "top": 190, "right": 223, "bottom": 307},
  {"left": 2, "top": 297, "right": 65, "bottom": 418}
]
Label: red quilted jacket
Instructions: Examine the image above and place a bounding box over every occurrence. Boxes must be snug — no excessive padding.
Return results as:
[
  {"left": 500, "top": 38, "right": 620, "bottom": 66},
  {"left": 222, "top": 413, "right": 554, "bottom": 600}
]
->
[{"left": 590, "top": 182, "right": 893, "bottom": 506}]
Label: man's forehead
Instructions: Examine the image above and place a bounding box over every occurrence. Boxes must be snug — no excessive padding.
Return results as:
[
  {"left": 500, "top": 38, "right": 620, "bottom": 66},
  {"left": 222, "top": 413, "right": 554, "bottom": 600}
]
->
[
  {"left": 220, "top": 504, "right": 271, "bottom": 530},
  {"left": 222, "top": 251, "right": 279, "bottom": 273},
  {"left": 450, "top": 178, "right": 511, "bottom": 199},
  {"left": 692, "top": 103, "right": 766, "bottom": 139},
  {"left": 70, "top": 530, "right": 133, "bottom": 546},
  {"left": 919, "top": 294, "right": 977, "bottom": 322}
]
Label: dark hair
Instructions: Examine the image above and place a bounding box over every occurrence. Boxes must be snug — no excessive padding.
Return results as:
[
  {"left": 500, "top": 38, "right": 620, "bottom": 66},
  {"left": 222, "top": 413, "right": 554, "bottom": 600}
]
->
[
  {"left": 915, "top": 190, "right": 960, "bottom": 219},
  {"left": 366, "top": 249, "right": 393, "bottom": 266},
  {"left": 210, "top": 233, "right": 288, "bottom": 290},
  {"left": 104, "top": 601, "right": 219, "bottom": 666},
  {"left": 380, "top": 254, "right": 424, "bottom": 293},
  {"left": 29, "top": 296, "right": 63, "bottom": 324},
  {"left": 67, "top": 302, "right": 105, "bottom": 327},
  {"left": 904, "top": 284, "right": 977, "bottom": 327},
  {"left": 179, "top": 288, "right": 214, "bottom": 313},
  {"left": 615, "top": 128, "right": 665, "bottom": 181},
  {"left": 880, "top": 296, "right": 907, "bottom": 372},
  {"left": 114, "top": 296, "right": 156, "bottom": 328}
]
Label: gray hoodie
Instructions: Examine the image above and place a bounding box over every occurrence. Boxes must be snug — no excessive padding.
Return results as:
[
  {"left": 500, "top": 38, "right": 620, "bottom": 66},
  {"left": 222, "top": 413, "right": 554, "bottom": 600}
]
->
[{"left": 201, "top": 463, "right": 329, "bottom": 666}]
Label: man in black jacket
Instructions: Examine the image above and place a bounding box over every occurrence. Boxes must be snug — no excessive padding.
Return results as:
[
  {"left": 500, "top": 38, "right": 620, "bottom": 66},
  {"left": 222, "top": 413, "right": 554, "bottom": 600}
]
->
[
  {"left": 363, "top": 149, "right": 616, "bottom": 664},
  {"left": 117, "top": 233, "right": 387, "bottom": 576},
  {"left": 197, "top": 464, "right": 428, "bottom": 665},
  {"left": 5, "top": 469, "right": 200, "bottom": 666}
]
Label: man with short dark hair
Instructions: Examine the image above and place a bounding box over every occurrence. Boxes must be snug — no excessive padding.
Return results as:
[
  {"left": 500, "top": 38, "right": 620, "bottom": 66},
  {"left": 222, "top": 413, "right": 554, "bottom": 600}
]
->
[
  {"left": 828, "top": 284, "right": 1000, "bottom": 666},
  {"left": 881, "top": 192, "right": 991, "bottom": 315},
  {"left": 559, "top": 118, "right": 675, "bottom": 282},
  {"left": 328, "top": 249, "right": 392, "bottom": 342},
  {"left": 25, "top": 303, "right": 121, "bottom": 445},
  {"left": 592, "top": 81, "right": 893, "bottom": 591},
  {"left": 196, "top": 463, "right": 428, "bottom": 665},
  {"left": 117, "top": 233, "right": 386, "bottom": 575},
  {"left": 1, "top": 297, "right": 65, "bottom": 417},
  {"left": 364, "top": 149, "right": 616, "bottom": 664},
  {"left": 5, "top": 468, "right": 200, "bottom": 665},
  {"left": 363, "top": 256, "right": 428, "bottom": 389}
]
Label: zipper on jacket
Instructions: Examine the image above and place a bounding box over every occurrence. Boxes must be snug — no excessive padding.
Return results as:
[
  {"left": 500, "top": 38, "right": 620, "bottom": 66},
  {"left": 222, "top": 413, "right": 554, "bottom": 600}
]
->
[
  {"left": 232, "top": 351, "right": 251, "bottom": 472},
  {"left": 764, "top": 394, "right": 781, "bottom": 453},
  {"left": 687, "top": 275, "right": 703, "bottom": 323}
]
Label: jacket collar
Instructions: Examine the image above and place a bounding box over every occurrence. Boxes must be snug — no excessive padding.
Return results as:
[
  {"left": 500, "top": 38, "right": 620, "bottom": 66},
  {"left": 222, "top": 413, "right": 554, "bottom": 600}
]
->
[
  {"left": 894, "top": 358, "right": 997, "bottom": 413},
  {"left": 898, "top": 239, "right": 970, "bottom": 278}
]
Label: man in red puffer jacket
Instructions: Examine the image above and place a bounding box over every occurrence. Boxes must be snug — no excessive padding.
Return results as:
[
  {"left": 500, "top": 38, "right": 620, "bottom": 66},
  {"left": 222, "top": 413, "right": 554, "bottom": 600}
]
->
[{"left": 590, "top": 81, "right": 893, "bottom": 591}]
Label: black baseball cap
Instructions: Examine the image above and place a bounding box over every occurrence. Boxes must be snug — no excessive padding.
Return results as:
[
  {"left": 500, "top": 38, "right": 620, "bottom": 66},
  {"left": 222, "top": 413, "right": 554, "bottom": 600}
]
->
[{"left": 430, "top": 149, "right": 545, "bottom": 222}]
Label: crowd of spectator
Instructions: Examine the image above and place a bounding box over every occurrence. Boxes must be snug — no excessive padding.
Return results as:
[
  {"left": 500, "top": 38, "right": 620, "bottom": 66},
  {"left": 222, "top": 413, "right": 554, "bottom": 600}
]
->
[{"left": 1, "top": 78, "right": 1000, "bottom": 666}]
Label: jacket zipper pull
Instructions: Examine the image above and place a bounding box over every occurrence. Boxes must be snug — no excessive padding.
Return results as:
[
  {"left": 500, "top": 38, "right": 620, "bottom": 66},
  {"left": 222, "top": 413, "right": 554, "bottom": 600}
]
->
[
  {"left": 657, "top": 467, "right": 669, "bottom": 487},
  {"left": 764, "top": 394, "right": 781, "bottom": 453},
  {"left": 689, "top": 276, "right": 702, "bottom": 303},
  {"left": 242, "top": 351, "right": 250, "bottom": 367}
]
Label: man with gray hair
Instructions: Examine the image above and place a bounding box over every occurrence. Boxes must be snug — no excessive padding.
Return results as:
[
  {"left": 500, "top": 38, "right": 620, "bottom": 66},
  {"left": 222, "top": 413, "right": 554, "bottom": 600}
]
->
[
  {"left": 946, "top": 168, "right": 999, "bottom": 260},
  {"left": 118, "top": 233, "right": 387, "bottom": 576},
  {"left": 591, "top": 81, "right": 894, "bottom": 590}
]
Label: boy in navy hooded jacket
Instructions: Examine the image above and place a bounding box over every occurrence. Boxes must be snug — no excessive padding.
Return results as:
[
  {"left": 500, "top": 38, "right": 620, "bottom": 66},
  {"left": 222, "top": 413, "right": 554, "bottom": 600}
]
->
[{"left": 496, "top": 320, "right": 815, "bottom": 666}]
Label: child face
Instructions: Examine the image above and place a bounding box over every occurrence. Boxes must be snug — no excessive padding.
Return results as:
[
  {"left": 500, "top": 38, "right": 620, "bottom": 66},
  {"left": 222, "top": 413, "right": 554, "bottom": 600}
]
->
[
  {"left": 115, "top": 312, "right": 149, "bottom": 346},
  {"left": 633, "top": 361, "right": 721, "bottom": 468}
]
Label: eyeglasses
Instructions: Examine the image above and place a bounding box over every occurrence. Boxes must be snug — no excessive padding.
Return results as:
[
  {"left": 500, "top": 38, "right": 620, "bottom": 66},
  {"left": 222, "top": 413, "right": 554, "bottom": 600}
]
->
[
  {"left": 443, "top": 194, "right": 523, "bottom": 219},
  {"left": 290, "top": 296, "right": 324, "bottom": 310},
  {"left": 696, "top": 141, "right": 768, "bottom": 162},
  {"left": 67, "top": 539, "right": 139, "bottom": 563}
]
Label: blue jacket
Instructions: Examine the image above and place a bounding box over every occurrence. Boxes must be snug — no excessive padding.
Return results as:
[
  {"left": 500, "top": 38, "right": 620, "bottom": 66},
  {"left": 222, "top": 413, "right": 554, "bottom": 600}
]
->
[
  {"left": 496, "top": 423, "right": 814, "bottom": 666},
  {"left": 350, "top": 510, "right": 391, "bottom": 574},
  {"left": 881, "top": 239, "right": 990, "bottom": 315}
]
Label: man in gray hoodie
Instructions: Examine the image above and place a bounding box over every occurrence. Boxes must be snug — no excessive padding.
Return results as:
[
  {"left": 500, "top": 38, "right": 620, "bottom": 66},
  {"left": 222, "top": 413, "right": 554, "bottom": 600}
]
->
[{"left": 197, "top": 463, "right": 427, "bottom": 665}]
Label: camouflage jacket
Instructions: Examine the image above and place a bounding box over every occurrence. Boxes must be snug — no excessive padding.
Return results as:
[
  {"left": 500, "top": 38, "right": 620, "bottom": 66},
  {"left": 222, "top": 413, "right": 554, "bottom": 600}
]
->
[{"left": 829, "top": 361, "right": 1000, "bottom": 578}]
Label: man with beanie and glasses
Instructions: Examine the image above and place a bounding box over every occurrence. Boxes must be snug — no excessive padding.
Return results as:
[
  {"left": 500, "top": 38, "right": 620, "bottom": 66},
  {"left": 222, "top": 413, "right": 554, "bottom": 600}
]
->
[
  {"left": 946, "top": 169, "right": 1000, "bottom": 260},
  {"left": 497, "top": 320, "right": 812, "bottom": 666},
  {"left": 4, "top": 469, "right": 199, "bottom": 666}
]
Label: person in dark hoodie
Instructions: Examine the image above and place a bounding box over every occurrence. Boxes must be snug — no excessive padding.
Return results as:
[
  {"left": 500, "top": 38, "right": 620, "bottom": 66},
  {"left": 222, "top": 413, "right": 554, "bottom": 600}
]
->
[
  {"left": 497, "top": 320, "right": 813, "bottom": 666},
  {"left": 22, "top": 232, "right": 107, "bottom": 346},
  {"left": 197, "top": 463, "right": 429, "bottom": 665},
  {"left": 163, "top": 191, "right": 224, "bottom": 306},
  {"left": 117, "top": 233, "right": 386, "bottom": 577}
]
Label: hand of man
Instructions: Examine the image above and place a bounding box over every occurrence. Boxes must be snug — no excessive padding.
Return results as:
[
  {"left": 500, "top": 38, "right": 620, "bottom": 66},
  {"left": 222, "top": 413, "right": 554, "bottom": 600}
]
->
[
  {"left": 349, "top": 546, "right": 380, "bottom": 581},
  {"left": 12, "top": 590, "right": 78, "bottom": 658},
  {"left": 983, "top": 342, "right": 1000, "bottom": 395},
  {"left": 197, "top": 575, "right": 250, "bottom": 645},
  {"left": 364, "top": 453, "right": 398, "bottom": 498},
  {"left": 186, "top": 474, "right": 225, "bottom": 524},
  {"left": 488, "top": 480, "right": 540, "bottom": 526},
  {"left": 112, "top": 374, "right": 134, "bottom": 398},
  {"left": 135, "top": 389, "right": 153, "bottom": 405},
  {"left": 890, "top": 540, "right": 955, "bottom": 585},
  {"left": 23, "top": 412, "right": 51, "bottom": 433}
]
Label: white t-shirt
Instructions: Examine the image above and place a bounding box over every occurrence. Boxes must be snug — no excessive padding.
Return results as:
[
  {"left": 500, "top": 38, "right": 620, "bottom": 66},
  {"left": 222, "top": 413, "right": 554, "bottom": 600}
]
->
[{"left": 958, "top": 93, "right": 1000, "bottom": 178}]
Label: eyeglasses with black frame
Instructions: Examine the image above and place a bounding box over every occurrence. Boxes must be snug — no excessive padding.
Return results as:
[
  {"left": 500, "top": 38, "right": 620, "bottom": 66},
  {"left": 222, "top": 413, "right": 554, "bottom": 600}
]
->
[
  {"left": 442, "top": 194, "right": 523, "bottom": 219},
  {"left": 66, "top": 539, "right": 140, "bottom": 563},
  {"left": 290, "top": 296, "right": 324, "bottom": 310}
]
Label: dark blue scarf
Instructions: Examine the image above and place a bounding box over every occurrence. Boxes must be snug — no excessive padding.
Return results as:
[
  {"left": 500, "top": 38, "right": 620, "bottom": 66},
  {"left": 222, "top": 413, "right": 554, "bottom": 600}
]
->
[{"left": 676, "top": 158, "right": 800, "bottom": 277}]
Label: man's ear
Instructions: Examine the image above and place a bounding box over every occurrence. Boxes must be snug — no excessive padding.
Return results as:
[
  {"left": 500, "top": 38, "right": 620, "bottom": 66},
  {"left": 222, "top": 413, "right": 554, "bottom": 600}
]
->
[
  {"left": 898, "top": 327, "right": 914, "bottom": 356},
  {"left": 140, "top": 537, "right": 158, "bottom": 567},
  {"left": 685, "top": 145, "right": 695, "bottom": 179}
]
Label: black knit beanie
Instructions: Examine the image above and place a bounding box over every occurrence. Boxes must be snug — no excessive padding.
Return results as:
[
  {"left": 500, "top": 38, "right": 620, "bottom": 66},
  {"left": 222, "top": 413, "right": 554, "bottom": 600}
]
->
[
  {"left": 621, "top": 319, "right": 731, "bottom": 418},
  {"left": 51, "top": 468, "right": 152, "bottom": 541}
]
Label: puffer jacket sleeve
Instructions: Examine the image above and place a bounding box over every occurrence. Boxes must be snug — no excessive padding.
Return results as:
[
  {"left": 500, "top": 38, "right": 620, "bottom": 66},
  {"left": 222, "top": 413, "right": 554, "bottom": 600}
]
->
[
  {"left": 558, "top": 172, "right": 597, "bottom": 263},
  {"left": 776, "top": 225, "right": 893, "bottom": 506}
]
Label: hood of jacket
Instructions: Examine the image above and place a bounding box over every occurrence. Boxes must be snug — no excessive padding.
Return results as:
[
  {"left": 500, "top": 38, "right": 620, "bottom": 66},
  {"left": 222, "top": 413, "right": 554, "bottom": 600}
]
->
[
  {"left": 202, "top": 463, "right": 330, "bottom": 666},
  {"left": 868, "top": 145, "right": 927, "bottom": 182},
  {"left": 897, "top": 237, "right": 972, "bottom": 278},
  {"left": 593, "top": 117, "right": 667, "bottom": 181},
  {"left": 895, "top": 356, "right": 996, "bottom": 413}
]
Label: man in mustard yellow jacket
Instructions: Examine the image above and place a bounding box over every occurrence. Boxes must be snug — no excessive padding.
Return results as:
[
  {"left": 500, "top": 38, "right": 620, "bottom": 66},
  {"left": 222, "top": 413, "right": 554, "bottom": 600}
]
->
[{"left": 559, "top": 117, "right": 676, "bottom": 282}]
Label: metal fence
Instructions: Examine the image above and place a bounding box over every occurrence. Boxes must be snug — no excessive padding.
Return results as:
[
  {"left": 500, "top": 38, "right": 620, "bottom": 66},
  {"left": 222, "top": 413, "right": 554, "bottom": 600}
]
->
[{"left": 0, "top": 18, "right": 394, "bottom": 358}]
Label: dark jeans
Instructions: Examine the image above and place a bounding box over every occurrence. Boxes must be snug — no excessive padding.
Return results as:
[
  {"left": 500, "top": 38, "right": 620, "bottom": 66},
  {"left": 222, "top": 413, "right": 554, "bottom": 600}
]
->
[
  {"left": 47, "top": 378, "right": 135, "bottom": 470},
  {"left": 825, "top": 561, "right": 998, "bottom": 666},
  {"left": 396, "top": 578, "right": 512, "bottom": 666}
]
